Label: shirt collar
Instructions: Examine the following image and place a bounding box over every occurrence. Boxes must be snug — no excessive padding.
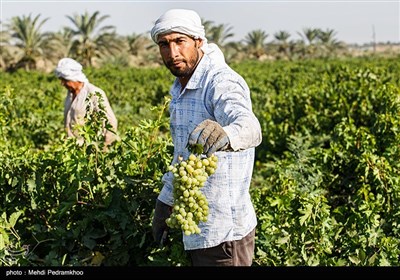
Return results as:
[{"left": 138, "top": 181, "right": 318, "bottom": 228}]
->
[{"left": 184, "top": 54, "right": 211, "bottom": 90}]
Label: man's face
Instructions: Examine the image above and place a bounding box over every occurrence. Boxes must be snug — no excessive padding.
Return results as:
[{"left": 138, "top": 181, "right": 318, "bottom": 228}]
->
[
  {"left": 59, "top": 78, "right": 81, "bottom": 93},
  {"left": 156, "top": 33, "right": 203, "bottom": 78}
]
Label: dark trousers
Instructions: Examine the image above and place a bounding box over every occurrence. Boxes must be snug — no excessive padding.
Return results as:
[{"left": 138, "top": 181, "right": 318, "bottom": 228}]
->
[{"left": 187, "top": 228, "right": 256, "bottom": 266}]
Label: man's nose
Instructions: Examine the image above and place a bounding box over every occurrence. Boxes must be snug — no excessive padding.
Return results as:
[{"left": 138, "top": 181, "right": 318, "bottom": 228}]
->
[{"left": 168, "top": 43, "right": 180, "bottom": 58}]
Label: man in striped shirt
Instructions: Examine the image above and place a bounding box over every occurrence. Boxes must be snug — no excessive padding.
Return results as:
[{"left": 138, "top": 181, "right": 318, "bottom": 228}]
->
[{"left": 151, "top": 9, "right": 262, "bottom": 266}]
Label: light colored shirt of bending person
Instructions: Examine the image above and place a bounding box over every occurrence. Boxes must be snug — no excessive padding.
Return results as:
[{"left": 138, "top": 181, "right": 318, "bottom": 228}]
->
[{"left": 64, "top": 82, "right": 118, "bottom": 146}]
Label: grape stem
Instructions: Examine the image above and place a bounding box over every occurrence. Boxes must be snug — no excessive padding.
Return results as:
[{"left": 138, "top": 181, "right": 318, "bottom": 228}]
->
[{"left": 187, "top": 143, "right": 204, "bottom": 156}]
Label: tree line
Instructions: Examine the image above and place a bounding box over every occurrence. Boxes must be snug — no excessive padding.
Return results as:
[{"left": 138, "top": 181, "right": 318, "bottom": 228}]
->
[{"left": 0, "top": 10, "right": 386, "bottom": 72}]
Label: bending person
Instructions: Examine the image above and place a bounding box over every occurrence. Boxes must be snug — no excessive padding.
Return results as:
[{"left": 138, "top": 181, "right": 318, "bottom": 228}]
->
[{"left": 54, "top": 58, "right": 118, "bottom": 146}]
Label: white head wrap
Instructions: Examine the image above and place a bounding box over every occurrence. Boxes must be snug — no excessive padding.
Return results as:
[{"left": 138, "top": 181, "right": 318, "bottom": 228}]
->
[
  {"left": 54, "top": 58, "right": 88, "bottom": 83},
  {"left": 151, "top": 9, "right": 225, "bottom": 65}
]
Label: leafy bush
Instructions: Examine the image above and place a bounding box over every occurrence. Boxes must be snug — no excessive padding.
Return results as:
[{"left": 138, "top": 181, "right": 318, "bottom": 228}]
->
[{"left": 1, "top": 57, "right": 400, "bottom": 266}]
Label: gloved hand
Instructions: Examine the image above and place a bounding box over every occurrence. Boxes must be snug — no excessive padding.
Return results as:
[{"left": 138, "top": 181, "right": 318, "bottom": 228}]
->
[
  {"left": 152, "top": 199, "right": 172, "bottom": 245},
  {"left": 188, "top": 119, "right": 230, "bottom": 157}
]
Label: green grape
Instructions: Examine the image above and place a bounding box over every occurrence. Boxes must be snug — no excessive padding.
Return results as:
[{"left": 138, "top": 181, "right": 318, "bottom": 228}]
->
[{"left": 166, "top": 149, "right": 218, "bottom": 236}]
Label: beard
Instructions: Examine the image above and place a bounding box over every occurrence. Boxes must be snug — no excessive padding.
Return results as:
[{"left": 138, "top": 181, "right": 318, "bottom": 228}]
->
[{"left": 164, "top": 51, "right": 200, "bottom": 78}]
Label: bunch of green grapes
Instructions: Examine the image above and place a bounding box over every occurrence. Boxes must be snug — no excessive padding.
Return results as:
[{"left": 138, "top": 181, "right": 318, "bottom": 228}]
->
[{"left": 166, "top": 152, "right": 218, "bottom": 236}]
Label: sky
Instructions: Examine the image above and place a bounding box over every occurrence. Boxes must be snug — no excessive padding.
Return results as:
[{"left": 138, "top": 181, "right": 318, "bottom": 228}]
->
[{"left": 1, "top": 0, "right": 399, "bottom": 45}]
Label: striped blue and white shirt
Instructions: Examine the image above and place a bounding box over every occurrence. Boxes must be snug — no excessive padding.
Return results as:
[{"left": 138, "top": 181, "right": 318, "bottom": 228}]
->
[{"left": 158, "top": 53, "right": 262, "bottom": 250}]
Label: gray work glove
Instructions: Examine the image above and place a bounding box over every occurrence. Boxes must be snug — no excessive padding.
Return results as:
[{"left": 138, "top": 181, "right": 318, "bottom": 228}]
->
[
  {"left": 152, "top": 199, "right": 172, "bottom": 246},
  {"left": 188, "top": 119, "right": 230, "bottom": 157}
]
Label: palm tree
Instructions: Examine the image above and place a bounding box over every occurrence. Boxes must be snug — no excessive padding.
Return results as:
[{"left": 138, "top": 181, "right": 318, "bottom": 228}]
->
[
  {"left": 199, "top": 19, "right": 238, "bottom": 61},
  {"left": 127, "top": 33, "right": 147, "bottom": 56},
  {"left": 208, "top": 23, "right": 234, "bottom": 47},
  {"left": 298, "top": 27, "right": 319, "bottom": 45},
  {"left": 45, "top": 27, "right": 74, "bottom": 63},
  {"left": 201, "top": 18, "right": 215, "bottom": 39},
  {"left": 274, "top": 30, "right": 291, "bottom": 58},
  {"left": 274, "top": 30, "right": 291, "bottom": 42},
  {"left": 244, "top": 29, "right": 269, "bottom": 59},
  {"left": 125, "top": 33, "right": 161, "bottom": 66},
  {"left": 316, "top": 28, "right": 345, "bottom": 57},
  {"left": 5, "top": 14, "right": 50, "bottom": 70},
  {"left": 65, "top": 10, "right": 124, "bottom": 66},
  {"left": 297, "top": 27, "right": 320, "bottom": 58},
  {"left": 218, "top": 40, "right": 244, "bottom": 62},
  {"left": 0, "top": 21, "right": 13, "bottom": 69},
  {"left": 317, "top": 28, "right": 337, "bottom": 44}
]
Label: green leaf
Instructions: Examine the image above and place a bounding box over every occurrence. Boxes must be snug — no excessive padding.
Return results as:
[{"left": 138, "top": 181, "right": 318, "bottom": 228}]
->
[{"left": 9, "top": 211, "right": 22, "bottom": 227}]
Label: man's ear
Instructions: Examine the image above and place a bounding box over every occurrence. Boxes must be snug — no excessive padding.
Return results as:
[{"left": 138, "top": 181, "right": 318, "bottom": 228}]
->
[{"left": 196, "top": 38, "right": 204, "bottom": 49}]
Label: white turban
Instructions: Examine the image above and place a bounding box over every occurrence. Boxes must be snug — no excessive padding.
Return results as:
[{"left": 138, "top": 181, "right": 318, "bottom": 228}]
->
[
  {"left": 54, "top": 58, "right": 88, "bottom": 83},
  {"left": 151, "top": 9, "right": 206, "bottom": 43},
  {"left": 151, "top": 9, "right": 225, "bottom": 65}
]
